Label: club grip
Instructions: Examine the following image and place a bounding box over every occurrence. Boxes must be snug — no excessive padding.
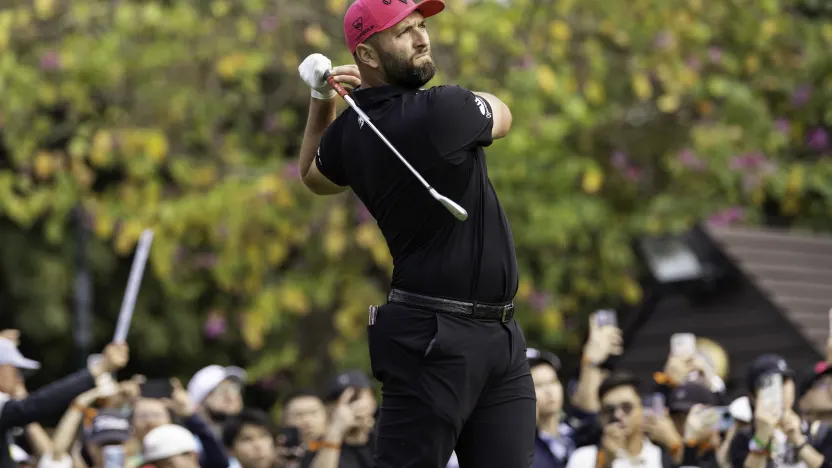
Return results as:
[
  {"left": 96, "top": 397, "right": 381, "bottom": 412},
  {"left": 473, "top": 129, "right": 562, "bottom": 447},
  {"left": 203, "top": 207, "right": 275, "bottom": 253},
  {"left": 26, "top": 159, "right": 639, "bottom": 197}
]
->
[{"left": 323, "top": 71, "right": 349, "bottom": 98}]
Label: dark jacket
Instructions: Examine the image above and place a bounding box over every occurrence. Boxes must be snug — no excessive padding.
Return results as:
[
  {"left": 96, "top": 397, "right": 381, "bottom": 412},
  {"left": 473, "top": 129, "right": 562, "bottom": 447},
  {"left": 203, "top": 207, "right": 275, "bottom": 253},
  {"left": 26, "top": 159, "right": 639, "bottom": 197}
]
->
[
  {"left": 185, "top": 414, "right": 231, "bottom": 468},
  {"left": 729, "top": 420, "right": 832, "bottom": 467},
  {"left": 0, "top": 370, "right": 96, "bottom": 468}
]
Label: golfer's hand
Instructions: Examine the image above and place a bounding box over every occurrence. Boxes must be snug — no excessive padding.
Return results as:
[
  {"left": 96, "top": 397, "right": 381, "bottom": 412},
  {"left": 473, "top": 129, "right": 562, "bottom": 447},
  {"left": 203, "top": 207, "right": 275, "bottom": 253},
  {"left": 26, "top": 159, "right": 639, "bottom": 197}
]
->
[
  {"left": 0, "top": 329, "right": 20, "bottom": 345},
  {"left": 329, "top": 65, "right": 361, "bottom": 89},
  {"left": 299, "top": 53, "right": 336, "bottom": 100},
  {"left": 89, "top": 342, "right": 129, "bottom": 377}
]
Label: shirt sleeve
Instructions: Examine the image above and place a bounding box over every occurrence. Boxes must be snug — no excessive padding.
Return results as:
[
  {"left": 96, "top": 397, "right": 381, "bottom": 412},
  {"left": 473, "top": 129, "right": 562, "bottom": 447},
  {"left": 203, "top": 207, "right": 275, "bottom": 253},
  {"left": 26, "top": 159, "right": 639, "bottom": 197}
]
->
[
  {"left": 729, "top": 429, "right": 752, "bottom": 468},
  {"left": 314, "top": 119, "right": 348, "bottom": 187},
  {"left": 425, "top": 85, "right": 494, "bottom": 164}
]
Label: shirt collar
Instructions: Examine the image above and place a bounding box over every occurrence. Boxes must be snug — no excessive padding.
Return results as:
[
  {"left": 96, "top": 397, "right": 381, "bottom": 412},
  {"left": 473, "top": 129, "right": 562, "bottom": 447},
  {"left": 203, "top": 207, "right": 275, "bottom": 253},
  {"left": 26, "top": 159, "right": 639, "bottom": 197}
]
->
[{"left": 352, "top": 85, "right": 417, "bottom": 105}]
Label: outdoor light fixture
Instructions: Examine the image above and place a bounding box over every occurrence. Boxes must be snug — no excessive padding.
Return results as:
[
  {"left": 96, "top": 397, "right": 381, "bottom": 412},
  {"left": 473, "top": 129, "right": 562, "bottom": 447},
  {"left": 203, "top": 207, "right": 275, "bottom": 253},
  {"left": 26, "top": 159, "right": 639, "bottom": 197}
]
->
[{"left": 637, "top": 235, "right": 706, "bottom": 285}]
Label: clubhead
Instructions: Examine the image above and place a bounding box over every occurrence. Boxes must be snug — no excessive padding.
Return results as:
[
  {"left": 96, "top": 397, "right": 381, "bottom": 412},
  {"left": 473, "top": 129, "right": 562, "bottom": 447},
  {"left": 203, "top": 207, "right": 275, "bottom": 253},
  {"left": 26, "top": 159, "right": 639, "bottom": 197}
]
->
[{"left": 436, "top": 194, "right": 468, "bottom": 221}]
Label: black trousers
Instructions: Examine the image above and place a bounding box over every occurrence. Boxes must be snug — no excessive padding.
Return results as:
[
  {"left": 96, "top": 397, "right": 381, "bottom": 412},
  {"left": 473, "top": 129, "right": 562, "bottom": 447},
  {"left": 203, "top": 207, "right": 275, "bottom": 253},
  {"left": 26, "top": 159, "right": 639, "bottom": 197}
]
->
[{"left": 368, "top": 301, "right": 536, "bottom": 468}]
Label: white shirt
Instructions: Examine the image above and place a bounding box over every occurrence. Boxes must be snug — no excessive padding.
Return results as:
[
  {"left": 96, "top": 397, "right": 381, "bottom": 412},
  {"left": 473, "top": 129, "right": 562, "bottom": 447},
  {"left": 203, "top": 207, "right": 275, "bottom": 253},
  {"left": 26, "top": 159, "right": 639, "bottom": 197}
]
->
[
  {"left": 565, "top": 437, "right": 664, "bottom": 468},
  {"left": 445, "top": 451, "right": 459, "bottom": 468}
]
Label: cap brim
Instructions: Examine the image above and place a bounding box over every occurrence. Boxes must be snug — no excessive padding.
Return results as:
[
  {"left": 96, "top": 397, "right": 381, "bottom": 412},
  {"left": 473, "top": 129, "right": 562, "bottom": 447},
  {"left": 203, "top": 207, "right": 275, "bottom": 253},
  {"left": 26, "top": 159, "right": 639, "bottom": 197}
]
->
[
  {"left": 225, "top": 366, "right": 246, "bottom": 381},
  {"left": 16, "top": 357, "right": 41, "bottom": 370},
  {"left": 378, "top": 0, "right": 446, "bottom": 34}
]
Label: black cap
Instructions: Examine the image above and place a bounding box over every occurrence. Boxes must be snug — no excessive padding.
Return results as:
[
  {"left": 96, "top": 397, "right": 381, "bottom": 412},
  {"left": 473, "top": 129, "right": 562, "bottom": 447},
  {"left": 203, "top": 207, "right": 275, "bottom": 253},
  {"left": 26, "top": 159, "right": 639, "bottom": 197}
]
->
[
  {"left": 667, "top": 381, "right": 720, "bottom": 413},
  {"left": 526, "top": 348, "right": 561, "bottom": 372},
  {"left": 746, "top": 354, "right": 794, "bottom": 392},
  {"left": 798, "top": 361, "right": 832, "bottom": 398},
  {"left": 87, "top": 409, "right": 131, "bottom": 445},
  {"left": 324, "top": 370, "right": 372, "bottom": 403}
]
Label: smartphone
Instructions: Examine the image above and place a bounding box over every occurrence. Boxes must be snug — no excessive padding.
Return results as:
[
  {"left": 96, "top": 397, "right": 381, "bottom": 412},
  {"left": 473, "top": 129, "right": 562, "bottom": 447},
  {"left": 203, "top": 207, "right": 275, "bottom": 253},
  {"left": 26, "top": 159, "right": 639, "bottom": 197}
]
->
[
  {"left": 102, "top": 445, "right": 125, "bottom": 468},
  {"left": 278, "top": 426, "right": 302, "bottom": 449},
  {"left": 758, "top": 373, "right": 784, "bottom": 420},
  {"left": 593, "top": 309, "right": 617, "bottom": 328},
  {"left": 141, "top": 379, "right": 174, "bottom": 399},
  {"left": 651, "top": 393, "right": 665, "bottom": 414},
  {"left": 670, "top": 333, "right": 697, "bottom": 357}
]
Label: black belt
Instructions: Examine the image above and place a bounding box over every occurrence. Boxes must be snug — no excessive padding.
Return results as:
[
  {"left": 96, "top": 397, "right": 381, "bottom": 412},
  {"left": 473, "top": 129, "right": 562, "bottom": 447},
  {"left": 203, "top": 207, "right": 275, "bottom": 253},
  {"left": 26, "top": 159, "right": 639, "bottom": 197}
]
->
[{"left": 387, "top": 289, "right": 515, "bottom": 323}]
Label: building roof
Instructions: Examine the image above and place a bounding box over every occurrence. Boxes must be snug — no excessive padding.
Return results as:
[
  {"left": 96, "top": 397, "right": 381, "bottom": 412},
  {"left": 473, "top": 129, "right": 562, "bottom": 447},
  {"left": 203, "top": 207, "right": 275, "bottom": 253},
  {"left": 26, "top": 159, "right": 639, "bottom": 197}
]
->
[
  {"left": 705, "top": 225, "right": 832, "bottom": 356},
  {"left": 615, "top": 224, "right": 830, "bottom": 397}
]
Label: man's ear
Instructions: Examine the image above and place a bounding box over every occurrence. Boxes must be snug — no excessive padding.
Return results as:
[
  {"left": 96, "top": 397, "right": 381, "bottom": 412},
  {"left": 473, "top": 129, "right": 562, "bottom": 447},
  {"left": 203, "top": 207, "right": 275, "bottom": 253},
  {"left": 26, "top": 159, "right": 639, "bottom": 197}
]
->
[{"left": 355, "top": 43, "right": 380, "bottom": 69}]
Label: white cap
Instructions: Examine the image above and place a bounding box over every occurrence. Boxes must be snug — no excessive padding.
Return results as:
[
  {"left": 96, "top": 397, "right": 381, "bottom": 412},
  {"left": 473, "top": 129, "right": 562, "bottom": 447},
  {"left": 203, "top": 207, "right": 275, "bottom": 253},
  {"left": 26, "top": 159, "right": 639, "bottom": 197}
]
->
[
  {"left": 143, "top": 425, "right": 199, "bottom": 462},
  {"left": 0, "top": 338, "right": 40, "bottom": 370},
  {"left": 37, "top": 454, "right": 72, "bottom": 468},
  {"left": 729, "top": 396, "right": 752, "bottom": 423},
  {"left": 10, "top": 445, "right": 31, "bottom": 464},
  {"left": 186, "top": 365, "right": 246, "bottom": 405}
]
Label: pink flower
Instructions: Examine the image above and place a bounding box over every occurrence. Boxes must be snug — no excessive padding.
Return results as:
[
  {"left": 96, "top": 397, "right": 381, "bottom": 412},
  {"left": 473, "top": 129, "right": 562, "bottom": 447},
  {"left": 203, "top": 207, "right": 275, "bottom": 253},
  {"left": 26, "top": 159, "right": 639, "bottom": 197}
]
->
[
  {"left": 611, "top": 151, "right": 629, "bottom": 169},
  {"left": 729, "top": 152, "right": 767, "bottom": 172},
  {"left": 40, "top": 51, "right": 61, "bottom": 70},
  {"left": 708, "top": 47, "right": 722, "bottom": 63},
  {"left": 260, "top": 16, "right": 278, "bottom": 32},
  {"left": 203, "top": 314, "right": 227, "bottom": 340},
  {"left": 529, "top": 291, "right": 551, "bottom": 312},
  {"left": 283, "top": 162, "right": 301, "bottom": 180},
  {"left": 774, "top": 119, "right": 790, "bottom": 135},
  {"left": 685, "top": 56, "right": 702, "bottom": 71},
  {"left": 792, "top": 85, "right": 812, "bottom": 107},
  {"left": 807, "top": 128, "right": 829, "bottom": 151},
  {"left": 677, "top": 149, "right": 705, "bottom": 170},
  {"left": 708, "top": 207, "right": 744, "bottom": 226},
  {"left": 625, "top": 167, "right": 643, "bottom": 181}
]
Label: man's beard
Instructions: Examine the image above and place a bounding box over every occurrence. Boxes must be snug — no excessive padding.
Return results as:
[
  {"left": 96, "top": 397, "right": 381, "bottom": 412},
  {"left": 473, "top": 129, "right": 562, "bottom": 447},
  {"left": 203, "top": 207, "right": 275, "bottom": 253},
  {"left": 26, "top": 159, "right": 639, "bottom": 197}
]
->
[{"left": 380, "top": 50, "right": 436, "bottom": 89}]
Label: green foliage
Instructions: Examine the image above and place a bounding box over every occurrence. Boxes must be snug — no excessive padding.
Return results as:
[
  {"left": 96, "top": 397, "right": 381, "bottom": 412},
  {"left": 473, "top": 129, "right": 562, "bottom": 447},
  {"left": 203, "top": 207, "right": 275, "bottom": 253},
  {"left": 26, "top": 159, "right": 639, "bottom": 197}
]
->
[{"left": 0, "top": 0, "right": 830, "bottom": 392}]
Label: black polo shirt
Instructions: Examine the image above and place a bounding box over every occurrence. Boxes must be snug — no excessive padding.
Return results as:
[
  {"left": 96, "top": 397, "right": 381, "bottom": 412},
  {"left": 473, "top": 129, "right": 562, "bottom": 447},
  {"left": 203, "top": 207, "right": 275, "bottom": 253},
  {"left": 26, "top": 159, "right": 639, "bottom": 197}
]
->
[{"left": 315, "top": 85, "right": 518, "bottom": 304}]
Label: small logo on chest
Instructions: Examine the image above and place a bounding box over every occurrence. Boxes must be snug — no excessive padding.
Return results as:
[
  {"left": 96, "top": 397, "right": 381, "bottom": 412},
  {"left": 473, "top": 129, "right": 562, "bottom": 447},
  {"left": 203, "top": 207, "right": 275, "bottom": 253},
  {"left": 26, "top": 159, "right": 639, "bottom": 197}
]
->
[{"left": 358, "top": 116, "right": 365, "bottom": 129}]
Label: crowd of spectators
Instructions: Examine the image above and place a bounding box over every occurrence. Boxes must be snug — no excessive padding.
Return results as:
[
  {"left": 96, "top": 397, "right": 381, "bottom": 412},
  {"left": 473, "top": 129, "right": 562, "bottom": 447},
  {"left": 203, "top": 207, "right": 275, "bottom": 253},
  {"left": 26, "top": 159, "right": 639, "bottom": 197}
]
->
[{"left": 2, "top": 311, "right": 832, "bottom": 468}]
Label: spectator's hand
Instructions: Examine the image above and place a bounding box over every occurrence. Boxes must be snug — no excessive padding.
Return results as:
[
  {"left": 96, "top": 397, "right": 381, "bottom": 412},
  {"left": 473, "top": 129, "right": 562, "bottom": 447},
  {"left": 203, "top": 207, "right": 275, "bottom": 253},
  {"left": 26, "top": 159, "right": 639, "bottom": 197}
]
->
[
  {"left": 74, "top": 387, "right": 102, "bottom": 409},
  {"left": 781, "top": 409, "right": 805, "bottom": 446},
  {"left": 13, "top": 381, "right": 28, "bottom": 399},
  {"left": 753, "top": 395, "right": 780, "bottom": 443},
  {"left": 644, "top": 410, "right": 682, "bottom": 448},
  {"left": 684, "top": 404, "right": 718, "bottom": 443},
  {"left": 0, "top": 329, "right": 20, "bottom": 345},
  {"left": 89, "top": 342, "right": 129, "bottom": 377},
  {"left": 119, "top": 375, "right": 145, "bottom": 402},
  {"left": 583, "top": 316, "right": 623, "bottom": 365},
  {"left": 664, "top": 355, "right": 697, "bottom": 385},
  {"left": 328, "top": 388, "right": 358, "bottom": 438},
  {"left": 162, "top": 378, "right": 195, "bottom": 417},
  {"left": 601, "top": 423, "right": 627, "bottom": 460}
]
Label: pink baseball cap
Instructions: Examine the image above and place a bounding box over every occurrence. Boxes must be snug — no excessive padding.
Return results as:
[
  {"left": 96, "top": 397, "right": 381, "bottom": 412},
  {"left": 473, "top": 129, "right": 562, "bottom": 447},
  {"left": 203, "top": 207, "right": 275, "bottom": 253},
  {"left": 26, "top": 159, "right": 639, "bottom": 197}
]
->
[{"left": 344, "top": 0, "right": 445, "bottom": 53}]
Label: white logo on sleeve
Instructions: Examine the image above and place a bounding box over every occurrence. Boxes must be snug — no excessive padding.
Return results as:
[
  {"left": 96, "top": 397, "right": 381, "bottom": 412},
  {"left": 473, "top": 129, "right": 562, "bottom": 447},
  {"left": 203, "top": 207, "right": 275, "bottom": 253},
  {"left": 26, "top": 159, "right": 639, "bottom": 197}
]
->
[
  {"left": 474, "top": 96, "right": 492, "bottom": 119},
  {"left": 358, "top": 116, "right": 365, "bottom": 129}
]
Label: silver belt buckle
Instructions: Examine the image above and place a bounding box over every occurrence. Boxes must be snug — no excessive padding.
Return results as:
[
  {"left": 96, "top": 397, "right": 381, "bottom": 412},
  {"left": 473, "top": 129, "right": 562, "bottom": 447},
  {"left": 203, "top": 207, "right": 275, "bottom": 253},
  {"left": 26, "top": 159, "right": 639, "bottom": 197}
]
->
[{"left": 501, "top": 304, "right": 511, "bottom": 323}]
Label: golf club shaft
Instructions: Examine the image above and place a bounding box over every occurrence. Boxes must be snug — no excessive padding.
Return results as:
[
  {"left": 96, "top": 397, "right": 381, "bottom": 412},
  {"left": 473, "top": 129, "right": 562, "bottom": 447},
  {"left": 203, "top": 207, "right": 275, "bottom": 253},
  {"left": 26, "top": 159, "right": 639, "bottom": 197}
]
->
[{"left": 324, "top": 73, "right": 433, "bottom": 192}]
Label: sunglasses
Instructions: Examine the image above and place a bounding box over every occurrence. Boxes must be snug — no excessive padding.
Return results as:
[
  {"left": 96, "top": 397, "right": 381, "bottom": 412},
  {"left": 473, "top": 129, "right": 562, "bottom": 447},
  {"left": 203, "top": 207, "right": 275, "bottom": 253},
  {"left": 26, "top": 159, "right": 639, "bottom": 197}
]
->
[{"left": 600, "top": 402, "right": 635, "bottom": 420}]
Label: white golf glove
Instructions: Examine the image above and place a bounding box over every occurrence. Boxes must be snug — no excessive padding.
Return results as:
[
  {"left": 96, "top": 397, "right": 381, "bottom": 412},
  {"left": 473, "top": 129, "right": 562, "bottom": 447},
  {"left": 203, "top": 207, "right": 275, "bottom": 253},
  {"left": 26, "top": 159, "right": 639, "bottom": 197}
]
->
[{"left": 298, "top": 53, "right": 335, "bottom": 100}]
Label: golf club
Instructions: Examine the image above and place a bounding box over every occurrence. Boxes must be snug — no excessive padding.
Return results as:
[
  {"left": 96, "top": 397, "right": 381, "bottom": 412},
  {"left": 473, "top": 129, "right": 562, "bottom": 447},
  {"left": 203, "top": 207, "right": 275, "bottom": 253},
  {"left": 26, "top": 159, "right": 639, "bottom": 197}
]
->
[{"left": 322, "top": 70, "right": 469, "bottom": 222}]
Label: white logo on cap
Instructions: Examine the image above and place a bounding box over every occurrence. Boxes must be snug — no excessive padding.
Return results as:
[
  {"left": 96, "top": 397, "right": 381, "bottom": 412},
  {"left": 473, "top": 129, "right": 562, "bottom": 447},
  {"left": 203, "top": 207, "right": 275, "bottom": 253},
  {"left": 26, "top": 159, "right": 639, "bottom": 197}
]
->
[
  {"left": 358, "top": 116, "right": 365, "bottom": 129},
  {"left": 337, "top": 374, "right": 350, "bottom": 385},
  {"left": 474, "top": 96, "right": 491, "bottom": 119},
  {"left": 676, "top": 389, "right": 686, "bottom": 399},
  {"left": 778, "top": 360, "right": 786, "bottom": 371}
]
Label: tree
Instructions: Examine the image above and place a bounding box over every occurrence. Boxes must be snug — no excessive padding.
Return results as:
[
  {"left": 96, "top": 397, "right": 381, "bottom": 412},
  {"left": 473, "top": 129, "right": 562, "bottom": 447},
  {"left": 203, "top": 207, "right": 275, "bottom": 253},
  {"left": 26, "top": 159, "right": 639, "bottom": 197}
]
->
[{"left": 0, "top": 0, "right": 829, "bottom": 402}]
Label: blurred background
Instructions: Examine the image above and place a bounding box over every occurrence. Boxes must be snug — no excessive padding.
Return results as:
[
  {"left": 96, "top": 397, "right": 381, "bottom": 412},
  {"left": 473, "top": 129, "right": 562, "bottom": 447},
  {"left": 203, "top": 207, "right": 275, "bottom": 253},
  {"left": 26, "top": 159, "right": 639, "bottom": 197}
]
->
[{"left": 0, "top": 0, "right": 830, "bottom": 414}]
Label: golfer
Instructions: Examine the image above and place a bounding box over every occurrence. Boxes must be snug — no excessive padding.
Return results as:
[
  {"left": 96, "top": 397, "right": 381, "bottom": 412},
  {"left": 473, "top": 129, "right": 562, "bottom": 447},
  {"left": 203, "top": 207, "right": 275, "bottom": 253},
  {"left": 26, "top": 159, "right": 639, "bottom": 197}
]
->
[{"left": 296, "top": 0, "right": 535, "bottom": 466}]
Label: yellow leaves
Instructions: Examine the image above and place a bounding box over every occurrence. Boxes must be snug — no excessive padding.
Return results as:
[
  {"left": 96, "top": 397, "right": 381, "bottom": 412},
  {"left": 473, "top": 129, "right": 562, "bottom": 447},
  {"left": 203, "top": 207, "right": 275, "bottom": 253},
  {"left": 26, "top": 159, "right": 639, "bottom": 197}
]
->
[
  {"left": 582, "top": 166, "right": 604, "bottom": 194},
  {"left": 541, "top": 307, "right": 563, "bottom": 331},
  {"left": 236, "top": 18, "right": 258, "bottom": 42},
  {"left": 745, "top": 55, "right": 760, "bottom": 73},
  {"left": 325, "top": 230, "right": 347, "bottom": 259},
  {"left": 327, "top": 0, "right": 347, "bottom": 15},
  {"left": 584, "top": 80, "right": 605, "bottom": 105},
  {"left": 631, "top": 73, "right": 653, "bottom": 100},
  {"left": 304, "top": 24, "right": 330, "bottom": 49},
  {"left": 93, "top": 211, "right": 115, "bottom": 238},
  {"left": 549, "top": 20, "right": 571, "bottom": 41},
  {"left": 115, "top": 220, "right": 145, "bottom": 255},
  {"left": 242, "top": 311, "right": 266, "bottom": 350},
  {"left": 657, "top": 94, "right": 681, "bottom": 113},
  {"left": 786, "top": 164, "right": 805, "bottom": 195},
  {"left": 216, "top": 53, "right": 247, "bottom": 79},
  {"left": 91, "top": 131, "right": 114, "bottom": 167},
  {"left": 355, "top": 223, "right": 376, "bottom": 249},
  {"left": 145, "top": 131, "right": 169, "bottom": 163},
  {"left": 458, "top": 31, "right": 478, "bottom": 57},
  {"left": 0, "top": 12, "right": 12, "bottom": 51},
  {"left": 33, "top": 151, "right": 54, "bottom": 180},
  {"left": 823, "top": 24, "right": 832, "bottom": 44},
  {"left": 34, "top": 0, "right": 55, "bottom": 20},
  {"left": 210, "top": 0, "right": 231, "bottom": 17},
  {"left": 536, "top": 66, "right": 557, "bottom": 94},
  {"left": 516, "top": 279, "right": 532, "bottom": 301},
  {"left": 620, "top": 276, "right": 642, "bottom": 304},
  {"left": 279, "top": 284, "right": 310, "bottom": 315}
]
